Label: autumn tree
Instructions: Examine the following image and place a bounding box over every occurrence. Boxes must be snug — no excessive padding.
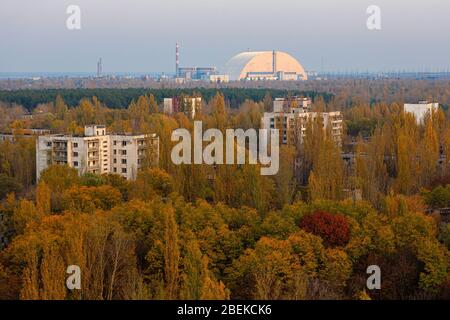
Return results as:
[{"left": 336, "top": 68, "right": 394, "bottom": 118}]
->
[
  {"left": 39, "top": 165, "right": 79, "bottom": 212},
  {"left": 273, "top": 146, "right": 297, "bottom": 208},
  {"left": 164, "top": 207, "right": 179, "bottom": 299},
  {"left": 299, "top": 211, "right": 350, "bottom": 247},
  {"left": 0, "top": 173, "right": 22, "bottom": 200},
  {"left": 308, "top": 134, "right": 344, "bottom": 201},
  {"left": 149, "top": 94, "right": 159, "bottom": 113},
  {"left": 418, "top": 119, "right": 440, "bottom": 187},
  {"left": 35, "top": 181, "right": 51, "bottom": 215},
  {"left": 354, "top": 127, "right": 389, "bottom": 206},
  {"left": 180, "top": 240, "right": 206, "bottom": 299}
]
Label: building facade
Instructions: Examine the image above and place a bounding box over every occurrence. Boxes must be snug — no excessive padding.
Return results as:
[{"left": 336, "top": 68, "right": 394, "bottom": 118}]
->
[
  {"left": 177, "top": 67, "right": 218, "bottom": 80},
  {"left": 163, "top": 96, "right": 202, "bottom": 119},
  {"left": 404, "top": 101, "right": 439, "bottom": 124},
  {"left": 208, "top": 74, "right": 229, "bottom": 83},
  {"left": 36, "top": 125, "right": 159, "bottom": 181},
  {"left": 273, "top": 96, "right": 312, "bottom": 113},
  {"left": 261, "top": 98, "right": 343, "bottom": 146}
]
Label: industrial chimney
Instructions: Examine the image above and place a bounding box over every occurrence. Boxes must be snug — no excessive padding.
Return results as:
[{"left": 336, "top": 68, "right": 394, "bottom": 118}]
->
[
  {"left": 272, "top": 50, "right": 277, "bottom": 74},
  {"left": 176, "top": 43, "right": 180, "bottom": 78},
  {"left": 97, "top": 58, "right": 102, "bottom": 78}
]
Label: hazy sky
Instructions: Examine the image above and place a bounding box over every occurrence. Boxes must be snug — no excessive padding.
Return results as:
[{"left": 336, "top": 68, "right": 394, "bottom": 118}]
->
[{"left": 1, "top": 0, "right": 449, "bottom": 73}]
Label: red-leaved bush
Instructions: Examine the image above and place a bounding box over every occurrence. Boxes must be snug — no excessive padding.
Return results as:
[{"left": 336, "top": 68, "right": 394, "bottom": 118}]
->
[{"left": 299, "top": 211, "right": 350, "bottom": 247}]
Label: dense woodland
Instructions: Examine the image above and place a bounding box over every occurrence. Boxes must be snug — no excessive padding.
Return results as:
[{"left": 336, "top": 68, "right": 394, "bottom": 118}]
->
[
  {"left": 0, "top": 82, "right": 450, "bottom": 300},
  {"left": 0, "top": 88, "right": 332, "bottom": 111}
]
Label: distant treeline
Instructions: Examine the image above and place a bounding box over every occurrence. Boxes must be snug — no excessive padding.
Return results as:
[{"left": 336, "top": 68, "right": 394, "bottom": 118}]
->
[{"left": 0, "top": 88, "right": 334, "bottom": 110}]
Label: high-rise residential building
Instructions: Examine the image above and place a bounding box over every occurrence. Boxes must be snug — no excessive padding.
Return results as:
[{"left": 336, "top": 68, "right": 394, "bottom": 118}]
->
[
  {"left": 404, "top": 101, "right": 439, "bottom": 124},
  {"left": 36, "top": 125, "right": 159, "bottom": 181},
  {"left": 163, "top": 96, "right": 202, "bottom": 119},
  {"left": 261, "top": 97, "right": 343, "bottom": 146}
]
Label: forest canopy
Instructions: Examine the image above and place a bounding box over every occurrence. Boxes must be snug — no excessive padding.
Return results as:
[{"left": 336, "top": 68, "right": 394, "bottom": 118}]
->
[
  {"left": 0, "top": 84, "right": 449, "bottom": 300},
  {"left": 0, "top": 88, "right": 333, "bottom": 110}
]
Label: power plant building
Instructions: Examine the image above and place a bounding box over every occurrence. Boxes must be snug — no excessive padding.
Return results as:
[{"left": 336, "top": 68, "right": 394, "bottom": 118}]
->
[
  {"left": 223, "top": 51, "right": 308, "bottom": 81},
  {"left": 177, "top": 67, "right": 218, "bottom": 80}
]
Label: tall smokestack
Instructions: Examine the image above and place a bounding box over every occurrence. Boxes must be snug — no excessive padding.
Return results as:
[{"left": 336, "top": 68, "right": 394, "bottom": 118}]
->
[
  {"left": 97, "top": 58, "right": 102, "bottom": 78},
  {"left": 176, "top": 43, "right": 180, "bottom": 78},
  {"left": 272, "top": 50, "right": 277, "bottom": 74}
]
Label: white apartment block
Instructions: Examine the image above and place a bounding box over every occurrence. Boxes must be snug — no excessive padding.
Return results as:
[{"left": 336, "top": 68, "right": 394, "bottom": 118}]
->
[
  {"left": 261, "top": 98, "right": 343, "bottom": 146},
  {"left": 36, "top": 125, "right": 159, "bottom": 181},
  {"left": 404, "top": 101, "right": 439, "bottom": 124}
]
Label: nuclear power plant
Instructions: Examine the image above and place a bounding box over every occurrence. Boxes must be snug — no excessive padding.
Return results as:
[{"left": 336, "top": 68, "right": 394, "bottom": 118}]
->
[
  {"left": 174, "top": 43, "right": 222, "bottom": 81},
  {"left": 173, "top": 44, "right": 307, "bottom": 82},
  {"left": 223, "top": 51, "right": 308, "bottom": 81}
]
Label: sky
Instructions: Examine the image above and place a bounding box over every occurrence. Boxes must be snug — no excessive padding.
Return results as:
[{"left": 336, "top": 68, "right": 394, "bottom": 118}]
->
[{"left": 0, "top": 0, "right": 449, "bottom": 73}]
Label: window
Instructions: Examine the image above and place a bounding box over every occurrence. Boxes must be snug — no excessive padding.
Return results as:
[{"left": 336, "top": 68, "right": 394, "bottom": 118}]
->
[
  {"left": 113, "top": 141, "right": 117, "bottom": 146},
  {"left": 47, "top": 142, "right": 52, "bottom": 147},
  {"left": 121, "top": 159, "right": 127, "bottom": 164},
  {"left": 113, "top": 159, "right": 117, "bottom": 164},
  {"left": 73, "top": 143, "right": 78, "bottom": 148},
  {"left": 121, "top": 168, "right": 127, "bottom": 173},
  {"left": 113, "top": 150, "right": 117, "bottom": 155},
  {"left": 113, "top": 167, "right": 117, "bottom": 173},
  {"left": 122, "top": 141, "right": 127, "bottom": 147},
  {"left": 122, "top": 150, "right": 127, "bottom": 155},
  {"left": 73, "top": 161, "right": 78, "bottom": 167},
  {"left": 73, "top": 152, "right": 78, "bottom": 157}
]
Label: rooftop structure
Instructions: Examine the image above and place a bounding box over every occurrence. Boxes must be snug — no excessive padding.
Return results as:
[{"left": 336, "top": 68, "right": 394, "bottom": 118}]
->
[
  {"left": 0, "top": 128, "right": 51, "bottom": 142},
  {"left": 273, "top": 96, "right": 312, "bottom": 113}
]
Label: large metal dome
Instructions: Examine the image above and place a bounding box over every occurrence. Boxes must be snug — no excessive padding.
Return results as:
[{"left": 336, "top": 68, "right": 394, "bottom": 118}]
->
[{"left": 222, "top": 51, "right": 307, "bottom": 81}]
